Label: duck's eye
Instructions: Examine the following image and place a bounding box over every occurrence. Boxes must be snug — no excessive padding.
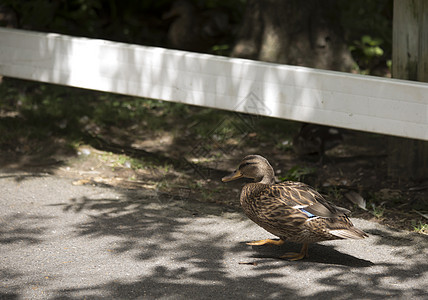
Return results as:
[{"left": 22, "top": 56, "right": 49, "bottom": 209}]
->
[
  {"left": 240, "top": 162, "right": 255, "bottom": 169},
  {"left": 239, "top": 162, "right": 249, "bottom": 169}
]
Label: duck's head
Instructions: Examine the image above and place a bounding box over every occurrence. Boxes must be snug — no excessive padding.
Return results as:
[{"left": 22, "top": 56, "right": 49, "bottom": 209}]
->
[{"left": 222, "top": 155, "right": 275, "bottom": 185}]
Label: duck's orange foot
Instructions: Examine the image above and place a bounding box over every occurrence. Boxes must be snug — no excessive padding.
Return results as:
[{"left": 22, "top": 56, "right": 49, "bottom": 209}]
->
[
  {"left": 280, "top": 252, "right": 307, "bottom": 261},
  {"left": 280, "top": 243, "right": 309, "bottom": 261},
  {"left": 246, "top": 239, "right": 285, "bottom": 246}
]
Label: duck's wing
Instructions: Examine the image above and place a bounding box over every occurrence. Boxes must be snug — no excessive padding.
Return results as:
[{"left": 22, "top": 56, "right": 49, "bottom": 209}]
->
[
  {"left": 245, "top": 182, "right": 367, "bottom": 240},
  {"left": 265, "top": 181, "right": 350, "bottom": 218}
]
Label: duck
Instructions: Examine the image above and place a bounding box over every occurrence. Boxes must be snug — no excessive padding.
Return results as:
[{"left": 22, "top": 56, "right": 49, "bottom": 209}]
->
[
  {"left": 293, "top": 123, "right": 343, "bottom": 162},
  {"left": 222, "top": 154, "right": 367, "bottom": 260}
]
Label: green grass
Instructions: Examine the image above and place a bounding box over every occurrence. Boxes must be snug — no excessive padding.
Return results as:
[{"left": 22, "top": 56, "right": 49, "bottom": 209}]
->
[
  {"left": 0, "top": 78, "right": 301, "bottom": 162},
  {"left": 371, "top": 204, "right": 385, "bottom": 219},
  {"left": 412, "top": 221, "right": 428, "bottom": 234},
  {"left": 279, "top": 165, "right": 317, "bottom": 182}
]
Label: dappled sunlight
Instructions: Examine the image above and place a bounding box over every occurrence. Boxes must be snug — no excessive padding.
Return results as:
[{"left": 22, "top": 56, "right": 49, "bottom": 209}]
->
[
  {"left": 1, "top": 170, "right": 427, "bottom": 298},
  {"left": 0, "top": 214, "right": 51, "bottom": 245},
  {"left": 365, "top": 227, "right": 428, "bottom": 260},
  {"left": 52, "top": 187, "right": 427, "bottom": 298},
  {"left": 53, "top": 269, "right": 300, "bottom": 299},
  {"left": 1, "top": 2, "right": 427, "bottom": 298}
]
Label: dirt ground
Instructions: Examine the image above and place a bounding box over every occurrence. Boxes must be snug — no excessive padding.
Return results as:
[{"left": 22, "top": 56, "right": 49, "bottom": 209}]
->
[{"left": 0, "top": 79, "right": 427, "bottom": 235}]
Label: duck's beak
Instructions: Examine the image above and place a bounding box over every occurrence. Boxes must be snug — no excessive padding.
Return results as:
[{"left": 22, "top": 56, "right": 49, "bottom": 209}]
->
[{"left": 222, "top": 169, "right": 243, "bottom": 182}]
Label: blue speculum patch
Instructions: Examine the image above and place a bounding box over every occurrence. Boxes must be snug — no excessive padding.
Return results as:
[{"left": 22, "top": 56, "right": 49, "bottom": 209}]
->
[{"left": 299, "top": 208, "right": 316, "bottom": 218}]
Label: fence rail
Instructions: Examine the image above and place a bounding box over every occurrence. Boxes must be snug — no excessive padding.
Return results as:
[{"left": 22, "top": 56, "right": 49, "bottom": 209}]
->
[{"left": 0, "top": 28, "right": 427, "bottom": 140}]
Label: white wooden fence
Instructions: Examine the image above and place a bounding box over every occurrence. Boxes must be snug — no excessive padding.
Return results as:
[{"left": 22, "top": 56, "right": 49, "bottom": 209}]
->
[{"left": 0, "top": 28, "right": 427, "bottom": 140}]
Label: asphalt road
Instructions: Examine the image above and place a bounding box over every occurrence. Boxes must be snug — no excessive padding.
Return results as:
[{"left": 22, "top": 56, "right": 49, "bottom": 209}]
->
[{"left": 1, "top": 171, "right": 427, "bottom": 299}]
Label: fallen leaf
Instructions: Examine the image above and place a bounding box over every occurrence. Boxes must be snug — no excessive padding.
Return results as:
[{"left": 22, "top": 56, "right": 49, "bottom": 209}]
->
[{"left": 345, "top": 191, "right": 367, "bottom": 210}]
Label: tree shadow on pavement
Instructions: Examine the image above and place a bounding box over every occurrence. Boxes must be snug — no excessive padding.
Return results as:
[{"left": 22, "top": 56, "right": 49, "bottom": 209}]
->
[
  {"left": 43, "top": 186, "right": 428, "bottom": 299},
  {"left": 0, "top": 268, "right": 24, "bottom": 299},
  {"left": 0, "top": 214, "right": 52, "bottom": 245}
]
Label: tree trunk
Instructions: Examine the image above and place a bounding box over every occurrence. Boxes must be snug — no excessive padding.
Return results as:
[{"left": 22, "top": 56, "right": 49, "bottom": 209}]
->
[
  {"left": 387, "top": 0, "right": 428, "bottom": 180},
  {"left": 231, "top": 0, "right": 355, "bottom": 72}
]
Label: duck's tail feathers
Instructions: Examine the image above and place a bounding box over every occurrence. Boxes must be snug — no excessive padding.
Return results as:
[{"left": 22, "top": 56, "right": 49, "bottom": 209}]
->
[{"left": 329, "top": 227, "right": 368, "bottom": 239}]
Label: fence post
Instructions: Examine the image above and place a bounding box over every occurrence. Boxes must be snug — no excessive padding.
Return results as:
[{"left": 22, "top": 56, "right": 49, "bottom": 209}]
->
[{"left": 387, "top": 0, "right": 428, "bottom": 179}]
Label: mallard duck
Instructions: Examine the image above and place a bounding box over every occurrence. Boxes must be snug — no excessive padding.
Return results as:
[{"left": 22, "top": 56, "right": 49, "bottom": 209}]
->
[
  {"left": 293, "top": 123, "right": 343, "bottom": 162},
  {"left": 222, "top": 154, "right": 367, "bottom": 260}
]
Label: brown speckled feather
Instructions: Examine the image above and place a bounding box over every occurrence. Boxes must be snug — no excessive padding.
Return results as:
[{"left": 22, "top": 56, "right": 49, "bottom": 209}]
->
[
  {"left": 222, "top": 154, "right": 367, "bottom": 260},
  {"left": 240, "top": 181, "right": 367, "bottom": 244}
]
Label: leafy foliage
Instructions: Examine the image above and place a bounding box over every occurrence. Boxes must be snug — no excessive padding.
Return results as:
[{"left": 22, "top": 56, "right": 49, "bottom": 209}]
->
[
  {"left": 0, "top": 0, "right": 244, "bottom": 49},
  {"left": 1, "top": 0, "right": 393, "bottom": 74},
  {"left": 412, "top": 221, "right": 428, "bottom": 234},
  {"left": 279, "top": 165, "right": 317, "bottom": 182},
  {"left": 337, "top": 0, "right": 392, "bottom": 75}
]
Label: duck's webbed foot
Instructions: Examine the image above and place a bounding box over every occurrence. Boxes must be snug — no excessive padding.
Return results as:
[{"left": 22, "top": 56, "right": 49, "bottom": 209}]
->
[
  {"left": 280, "top": 243, "right": 309, "bottom": 261},
  {"left": 246, "top": 239, "right": 285, "bottom": 246}
]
